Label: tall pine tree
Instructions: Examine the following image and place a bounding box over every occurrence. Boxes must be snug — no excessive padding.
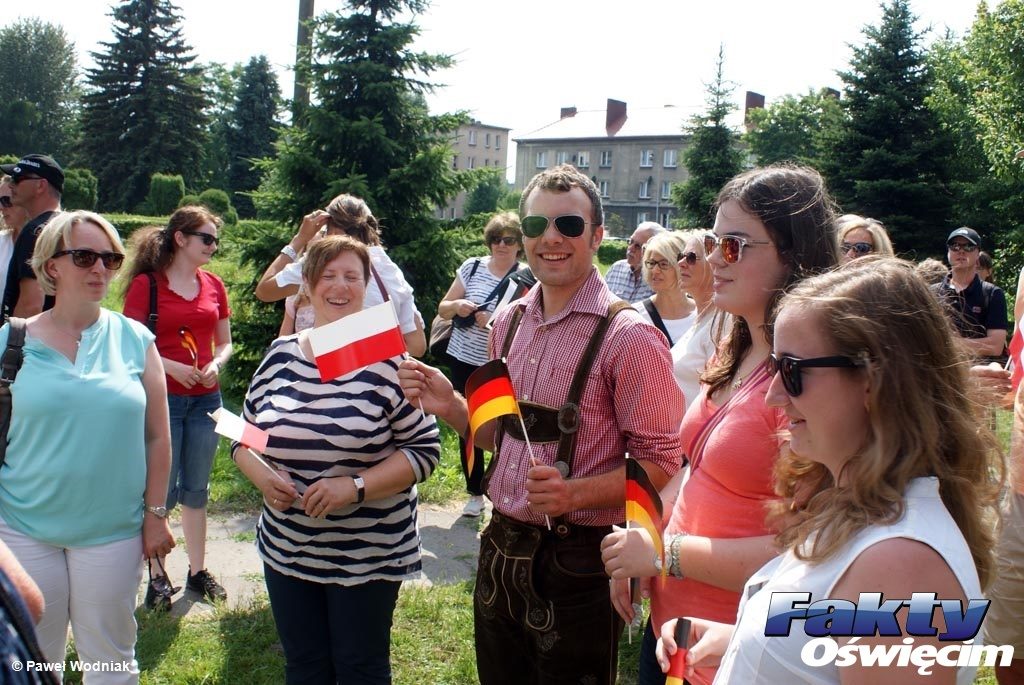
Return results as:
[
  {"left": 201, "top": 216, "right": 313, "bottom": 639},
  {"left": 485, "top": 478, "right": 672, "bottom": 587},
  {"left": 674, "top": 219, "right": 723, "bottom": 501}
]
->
[
  {"left": 672, "top": 46, "right": 744, "bottom": 226},
  {"left": 226, "top": 56, "right": 281, "bottom": 218},
  {"left": 823, "top": 0, "right": 954, "bottom": 251},
  {"left": 79, "top": 0, "right": 208, "bottom": 211}
]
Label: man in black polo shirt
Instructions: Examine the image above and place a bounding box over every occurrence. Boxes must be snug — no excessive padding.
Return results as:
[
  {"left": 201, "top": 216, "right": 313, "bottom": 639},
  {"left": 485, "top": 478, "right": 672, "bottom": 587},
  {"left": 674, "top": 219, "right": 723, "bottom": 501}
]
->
[
  {"left": 931, "top": 226, "right": 1008, "bottom": 361},
  {"left": 0, "top": 154, "right": 62, "bottom": 320}
]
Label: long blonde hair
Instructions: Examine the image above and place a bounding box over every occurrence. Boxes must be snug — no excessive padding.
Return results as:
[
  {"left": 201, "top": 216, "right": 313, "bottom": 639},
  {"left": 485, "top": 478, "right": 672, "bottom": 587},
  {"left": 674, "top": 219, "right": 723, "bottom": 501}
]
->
[{"left": 772, "top": 257, "right": 1003, "bottom": 588}]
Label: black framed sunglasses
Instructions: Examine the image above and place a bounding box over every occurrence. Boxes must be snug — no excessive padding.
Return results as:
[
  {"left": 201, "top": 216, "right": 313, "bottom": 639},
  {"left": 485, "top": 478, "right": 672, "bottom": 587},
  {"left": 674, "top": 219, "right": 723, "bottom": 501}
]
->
[
  {"left": 182, "top": 230, "right": 220, "bottom": 247},
  {"left": 52, "top": 249, "right": 125, "bottom": 270},
  {"left": 489, "top": 236, "right": 519, "bottom": 246},
  {"left": 0, "top": 196, "right": 11, "bottom": 208},
  {"left": 768, "top": 353, "right": 865, "bottom": 397},
  {"left": 947, "top": 242, "right": 977, "bottom": 253},
  {"left": 678, "top": 251, "right": 699, "bottom": 266},
  {"left": 704, "top": 234, "right": 771, "bottom": 264},
  {"left": 841, "top": 241, "right": 873, "bottom": 255},
  {"left": 520, "top": 214, "right": 589, "bottom": 239}
]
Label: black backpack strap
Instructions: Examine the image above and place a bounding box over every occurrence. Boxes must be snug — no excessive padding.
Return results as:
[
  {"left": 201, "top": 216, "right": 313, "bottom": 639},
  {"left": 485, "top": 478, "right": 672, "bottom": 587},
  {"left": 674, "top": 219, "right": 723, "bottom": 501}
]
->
[
  {"left": 145, "top": 272, "right": 158, "bottom": 334},
  {"left": 642, "top": 297, "right": 672, "bottom": 345},
  {"left": 0, "top": 318, "right": 27, "bottom": 471}
]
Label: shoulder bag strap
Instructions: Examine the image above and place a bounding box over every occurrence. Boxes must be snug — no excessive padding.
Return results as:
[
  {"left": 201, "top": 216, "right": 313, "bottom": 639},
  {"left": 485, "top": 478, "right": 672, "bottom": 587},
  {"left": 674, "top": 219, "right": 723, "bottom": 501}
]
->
[
  {"left": 0, "top": 318, "right": 27, "bottom": 471},
  {"left": 145, "top": 272, "right": 158, "bottom": 334},
  {"left": 642, "top": 297, "right": 672, "bottom": 345},
  {"left": 370, "top": 263, "right": 390, "bottom": 302}
]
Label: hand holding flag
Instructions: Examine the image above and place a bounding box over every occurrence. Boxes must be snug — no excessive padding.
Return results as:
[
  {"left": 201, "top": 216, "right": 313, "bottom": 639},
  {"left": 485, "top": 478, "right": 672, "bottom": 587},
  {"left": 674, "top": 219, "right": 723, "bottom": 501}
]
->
[
  {"left": 665, "top": 618, "right": 691, "bottom": 685},
  {"left": 625, "top": 456, "right": 666, "bottom": 581},
  {"left": 309, "top": 301, "right": 406, "bottom": 382}
]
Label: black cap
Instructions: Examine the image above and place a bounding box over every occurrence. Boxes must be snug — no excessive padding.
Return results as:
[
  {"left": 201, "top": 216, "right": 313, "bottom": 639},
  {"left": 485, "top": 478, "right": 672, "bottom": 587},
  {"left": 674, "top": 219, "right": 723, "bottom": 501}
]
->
[
  {"left": 0, "top": 154, "right": 64, "bottom": 194},
  {"left": 946, "top": 227, "right": 980, "bottom": 246}
]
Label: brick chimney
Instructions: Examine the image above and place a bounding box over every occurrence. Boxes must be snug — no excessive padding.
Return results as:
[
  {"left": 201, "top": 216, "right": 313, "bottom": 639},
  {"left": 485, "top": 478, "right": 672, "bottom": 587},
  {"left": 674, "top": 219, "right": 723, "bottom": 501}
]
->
[
  {"left": 606, "top": 99, "right": 627, "bottom": 135},
  {"left": 743, "top": 91, "right": 765, "bottom": 131},
  {"left": 560, "top": 106, "right": 577, "bottom": 119}
]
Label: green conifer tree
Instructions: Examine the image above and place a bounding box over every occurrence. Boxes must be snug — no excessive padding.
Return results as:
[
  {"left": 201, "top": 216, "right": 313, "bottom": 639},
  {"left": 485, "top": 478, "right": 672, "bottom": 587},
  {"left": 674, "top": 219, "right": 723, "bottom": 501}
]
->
[
  {"left": 79, "top": 0, "right": 209, "bottom": 211},
  {"left": 227, "top": 56, "right": 281, "bottom": 218}
]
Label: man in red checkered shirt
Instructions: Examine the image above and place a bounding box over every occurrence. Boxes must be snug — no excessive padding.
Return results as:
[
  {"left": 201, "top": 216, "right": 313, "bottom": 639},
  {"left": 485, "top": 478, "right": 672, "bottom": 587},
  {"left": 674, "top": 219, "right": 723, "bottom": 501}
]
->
[{"left": 400, "top": 164, "right": 684, "bottom": 684}]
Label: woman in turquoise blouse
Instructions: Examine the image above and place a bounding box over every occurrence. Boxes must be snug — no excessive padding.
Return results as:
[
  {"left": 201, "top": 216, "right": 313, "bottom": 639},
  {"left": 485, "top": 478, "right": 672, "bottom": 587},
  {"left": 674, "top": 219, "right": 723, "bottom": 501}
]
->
[{"left": 0, "top": 211, "right": 174, "bottom": 683}]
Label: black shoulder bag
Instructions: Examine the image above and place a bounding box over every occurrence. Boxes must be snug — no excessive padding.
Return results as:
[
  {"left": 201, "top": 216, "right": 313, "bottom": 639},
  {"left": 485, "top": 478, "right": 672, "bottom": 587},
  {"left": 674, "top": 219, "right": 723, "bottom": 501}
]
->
[{"left": 0, "top": 318, "right": 27, "bottom": 469}]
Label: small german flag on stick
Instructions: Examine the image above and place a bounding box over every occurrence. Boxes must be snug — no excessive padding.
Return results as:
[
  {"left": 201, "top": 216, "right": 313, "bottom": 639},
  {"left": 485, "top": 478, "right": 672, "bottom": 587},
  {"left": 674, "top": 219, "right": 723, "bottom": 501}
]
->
[
  {"left": 625, "top": 455, "right": 665, "bottom": 580},
  {"left": 665, "top": 618, "right": 691, "bottom": 685},
  {"left": 465, "top": 358, "right": 549, "bottom": 529}
]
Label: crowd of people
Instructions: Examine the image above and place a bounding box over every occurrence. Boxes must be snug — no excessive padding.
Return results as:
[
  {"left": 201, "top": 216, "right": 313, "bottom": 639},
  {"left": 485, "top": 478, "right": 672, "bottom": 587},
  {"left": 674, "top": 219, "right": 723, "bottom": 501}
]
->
[{"left": 0, "top": 149, "right": 1020, "bottom": 685}]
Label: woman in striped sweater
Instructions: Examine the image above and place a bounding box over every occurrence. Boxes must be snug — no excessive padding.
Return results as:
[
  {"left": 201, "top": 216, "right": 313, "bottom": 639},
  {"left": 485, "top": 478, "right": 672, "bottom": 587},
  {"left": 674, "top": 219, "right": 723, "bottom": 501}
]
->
[{"left": 233, "top": 235, "right": 440, "bottom": 685}]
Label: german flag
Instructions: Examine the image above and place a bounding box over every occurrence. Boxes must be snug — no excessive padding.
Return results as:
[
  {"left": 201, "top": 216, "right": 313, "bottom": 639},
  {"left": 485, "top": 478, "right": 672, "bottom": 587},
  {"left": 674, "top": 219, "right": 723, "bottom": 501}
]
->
[
  {"left": 665, "top": 617, "right": 691, "bottom": 685},
  {"left": 179, "top": 326, "right": 199, "bottom": 370},
  {"left": 465, "top": 359, "right": 520, "bottom": 475},
  {"left": 625, "top": 457, "right": 665, "bottom": 579}
]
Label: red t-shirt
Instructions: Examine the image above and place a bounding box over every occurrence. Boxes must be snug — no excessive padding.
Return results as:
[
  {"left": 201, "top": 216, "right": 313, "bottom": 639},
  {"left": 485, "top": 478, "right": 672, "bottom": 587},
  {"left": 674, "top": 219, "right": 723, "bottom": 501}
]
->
[{"left": 123, "top": 270, "right": 231, "bottom": 396}]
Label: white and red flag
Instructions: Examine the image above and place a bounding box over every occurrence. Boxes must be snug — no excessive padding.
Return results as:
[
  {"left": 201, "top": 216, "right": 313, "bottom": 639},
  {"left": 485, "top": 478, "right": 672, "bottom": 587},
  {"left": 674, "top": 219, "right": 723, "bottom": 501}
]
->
[
  {"left": 210, "top": 407, "right": 269, "bottom": 453},
  {"left": 1008, "top": 318, "right": 1023, "bottom": 392},
  {"left": 308, "top": 301, "right": 406, "bottom": 382}
]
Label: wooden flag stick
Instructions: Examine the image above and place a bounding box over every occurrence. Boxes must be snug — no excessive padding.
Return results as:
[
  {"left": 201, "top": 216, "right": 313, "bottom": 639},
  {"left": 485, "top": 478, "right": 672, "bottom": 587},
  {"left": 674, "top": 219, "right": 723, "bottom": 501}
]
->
[{"left": 516, "top": 414, "right": 551, "bottom": 531}]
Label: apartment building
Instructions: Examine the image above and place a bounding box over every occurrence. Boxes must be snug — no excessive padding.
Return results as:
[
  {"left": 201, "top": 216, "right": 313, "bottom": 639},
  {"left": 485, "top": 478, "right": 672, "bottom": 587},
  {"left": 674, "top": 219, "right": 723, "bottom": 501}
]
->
[{"left": 438, "top": 119, "right": 512, "bottom": 220}]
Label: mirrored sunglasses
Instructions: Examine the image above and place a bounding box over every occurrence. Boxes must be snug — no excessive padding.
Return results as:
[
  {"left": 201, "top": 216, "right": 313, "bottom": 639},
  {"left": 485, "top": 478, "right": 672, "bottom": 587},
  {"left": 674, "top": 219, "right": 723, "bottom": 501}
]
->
[
  {"left": 181, "top": 230, "right": 220, "bottom": 247},
  {"left": 841, "top": 242, "right": 873, "bottom": 255},
  {"left": 520, "top": 214, "right": 588, "bottom": 239},
  {"left": 704, "top": 234, "right": 771, "bottom": 264},
  {"left": 768, "top": 353, "right": 864, "bottom": 397},
  {"left": 52, "top": 249, "right": 125, "bottom": 270},
  {"left": 947, "top": 242, "right": 977, "bottom": 253},
  {"left": 679, "top": 251, "right": 699, "bottom": 266}
]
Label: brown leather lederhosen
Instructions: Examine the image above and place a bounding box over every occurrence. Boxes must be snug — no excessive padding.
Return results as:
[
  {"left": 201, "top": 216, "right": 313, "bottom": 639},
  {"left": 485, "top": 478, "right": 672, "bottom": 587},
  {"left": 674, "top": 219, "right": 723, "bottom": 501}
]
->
[{"left": 481, "top": 300, "right": 631, "bottom": 536}]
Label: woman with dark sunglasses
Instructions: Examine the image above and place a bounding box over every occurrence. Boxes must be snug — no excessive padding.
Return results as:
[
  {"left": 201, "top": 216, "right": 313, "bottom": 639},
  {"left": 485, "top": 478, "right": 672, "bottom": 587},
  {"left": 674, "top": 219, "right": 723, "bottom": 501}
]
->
[
  {"left": 435, "top": 211, "right": 524, "bottom": 517},
  {"left": 656, "top": 257, "right": 1002, "bottom": 684},
  {"left": 632, "top": 231, "right": 696, "bottom": 348},
  {"left": 670, "top": 229, "right": 720, "bottom": 413},
  {"left": 836, "top": 214, "right": 895, "bottom": 264},
  {"left": 0, "top": 211, "right": 175, "bottom": 677},
  {"left": 602, "top": 164, "right": 839, "bottom": 685},
  {"left": 122, "top": 205, "right": 233, "bottom": 610}
]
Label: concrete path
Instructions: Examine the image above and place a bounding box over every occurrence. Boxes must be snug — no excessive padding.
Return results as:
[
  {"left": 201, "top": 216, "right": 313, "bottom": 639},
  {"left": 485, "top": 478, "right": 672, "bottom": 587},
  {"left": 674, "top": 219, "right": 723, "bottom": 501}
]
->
[{"left": 138, "top": 502, "right": 487, "bottom": 618}]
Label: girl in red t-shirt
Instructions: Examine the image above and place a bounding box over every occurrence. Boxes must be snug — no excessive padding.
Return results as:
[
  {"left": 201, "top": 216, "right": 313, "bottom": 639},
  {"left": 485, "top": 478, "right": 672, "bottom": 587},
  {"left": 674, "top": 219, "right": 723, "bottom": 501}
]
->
[{"left": 123, "top": 205, "right": 233, "bottom": 610}]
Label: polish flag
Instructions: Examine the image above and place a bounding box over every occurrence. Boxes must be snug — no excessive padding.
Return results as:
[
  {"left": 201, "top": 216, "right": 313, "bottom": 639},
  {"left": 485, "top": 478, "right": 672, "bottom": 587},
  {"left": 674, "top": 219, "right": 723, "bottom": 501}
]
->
[
  {"left": 1008, "top": 318, "right": 1023, "bottom": 392},
  {"left": 210, "top": 407, "right": 269, "bottom": 453},
  {"left": 308, "top": 301, "right": 406, "bottom": 382}
]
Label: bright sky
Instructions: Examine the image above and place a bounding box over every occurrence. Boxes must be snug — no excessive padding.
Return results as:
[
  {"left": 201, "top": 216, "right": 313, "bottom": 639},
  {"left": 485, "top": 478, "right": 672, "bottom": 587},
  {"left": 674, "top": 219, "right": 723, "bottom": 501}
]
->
[{"left": 9, "top": 0, "right": 981, "bottom": 172}]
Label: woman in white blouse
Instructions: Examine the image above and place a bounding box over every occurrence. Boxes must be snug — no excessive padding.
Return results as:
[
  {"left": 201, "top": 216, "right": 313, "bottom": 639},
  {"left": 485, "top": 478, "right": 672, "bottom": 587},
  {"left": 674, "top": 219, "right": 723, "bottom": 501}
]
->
[{"left": 632, "top": 231, "right": 696, "bottom": 347}]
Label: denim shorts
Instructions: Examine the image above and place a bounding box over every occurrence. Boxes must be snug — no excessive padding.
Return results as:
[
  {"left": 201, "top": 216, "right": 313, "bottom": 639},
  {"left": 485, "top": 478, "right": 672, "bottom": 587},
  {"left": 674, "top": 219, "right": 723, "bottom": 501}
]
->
[{"left": 166, "top": 390, "right": 222, "bottom": 509}]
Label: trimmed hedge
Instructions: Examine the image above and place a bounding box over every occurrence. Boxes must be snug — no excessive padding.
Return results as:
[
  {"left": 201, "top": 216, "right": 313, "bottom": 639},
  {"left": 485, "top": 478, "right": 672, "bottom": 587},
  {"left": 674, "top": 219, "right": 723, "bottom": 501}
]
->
[{"left": 597, "top": 240, "right": 627, "bottom": 265}]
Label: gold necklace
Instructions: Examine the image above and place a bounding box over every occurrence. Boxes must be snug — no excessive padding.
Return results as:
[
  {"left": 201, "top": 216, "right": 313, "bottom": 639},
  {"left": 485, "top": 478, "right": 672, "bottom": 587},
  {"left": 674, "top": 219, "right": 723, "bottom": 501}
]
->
[
  {"left": 731, "top": 358, "right": 766, "bottom": 390},
  {"left": 49, "top": 311, "right": 83, "bottom": 347}
]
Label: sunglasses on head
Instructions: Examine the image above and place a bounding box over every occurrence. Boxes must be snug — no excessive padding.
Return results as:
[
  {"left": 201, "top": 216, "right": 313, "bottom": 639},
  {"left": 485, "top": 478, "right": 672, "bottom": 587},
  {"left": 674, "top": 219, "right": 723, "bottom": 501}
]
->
[
  {"left": 947, "top": 242, "right": 977, "bottom": 253},
  {"left": 181, "top": 230, "right": 219, "bottom": 247},
  {"left": 704, "top": 233, "right": 771, "bottom": 264},
  {"left": 768, "top": 353, "right": 865, "bottom": 397},
  {"left": 520, "top": 214, "right": 589, "bottom": 239},
  {"left": 52, "top": 249, "right": 125, "bottom": 270},
  {"left": 489, "top": 236, "right": 519, "bottom": 246},
  {"left": 0, "top": 196, "right": 11, "bottom": 208},
  {"left": 841, "top": 241, "right": 873, "bottom": 255}
]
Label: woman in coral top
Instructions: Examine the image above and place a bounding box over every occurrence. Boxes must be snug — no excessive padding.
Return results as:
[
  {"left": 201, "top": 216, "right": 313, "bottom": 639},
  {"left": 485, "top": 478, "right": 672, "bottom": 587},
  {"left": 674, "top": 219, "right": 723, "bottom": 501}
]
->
[
  {"left": 602, "top": 164, "right": 839, "bottom": 685},
  {"left": 123, "top": 205, "right": 233, "bottom": 610}
]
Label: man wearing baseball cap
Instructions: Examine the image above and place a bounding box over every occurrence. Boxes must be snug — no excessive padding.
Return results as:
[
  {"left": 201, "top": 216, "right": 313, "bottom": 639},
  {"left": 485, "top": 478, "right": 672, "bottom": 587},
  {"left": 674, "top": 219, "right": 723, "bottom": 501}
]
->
[
  {"left": 0, "top": 154, "right": 62, "bottom": 320},
  {"left": 931, "top": 226, "right": 1008, "bottom": 361}
]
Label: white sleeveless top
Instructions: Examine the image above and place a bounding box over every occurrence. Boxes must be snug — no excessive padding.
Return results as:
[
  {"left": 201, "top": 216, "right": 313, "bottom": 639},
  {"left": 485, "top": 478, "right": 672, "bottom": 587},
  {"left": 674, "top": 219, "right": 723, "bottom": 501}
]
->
[{"left": 716, "top": 477, "right": 981, "bottom": 684}]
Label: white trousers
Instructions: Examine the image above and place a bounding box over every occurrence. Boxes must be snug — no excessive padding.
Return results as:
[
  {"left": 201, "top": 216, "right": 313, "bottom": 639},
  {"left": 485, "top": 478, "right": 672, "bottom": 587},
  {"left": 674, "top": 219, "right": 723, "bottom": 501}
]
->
[{"left": 0, "top": 517, "right": 143, "bottom": 684}]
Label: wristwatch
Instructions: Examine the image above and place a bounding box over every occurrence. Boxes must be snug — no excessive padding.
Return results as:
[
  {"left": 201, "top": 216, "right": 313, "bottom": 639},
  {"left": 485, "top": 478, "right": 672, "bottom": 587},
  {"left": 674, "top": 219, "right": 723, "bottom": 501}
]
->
[
  {"left": 145, "top": 504, "right": 169, "bottom": 519},
  {"left": 352, "top": 476, "right": 366, "bottom": 504},
  {"left": 280, "top": 244, "right": 299, "bottom": 260}
]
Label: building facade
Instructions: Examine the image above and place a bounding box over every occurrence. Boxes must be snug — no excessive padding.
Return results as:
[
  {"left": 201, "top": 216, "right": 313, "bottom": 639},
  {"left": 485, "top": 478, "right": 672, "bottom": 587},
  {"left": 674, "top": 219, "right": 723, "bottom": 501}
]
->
[
  {"left": 514, "top": 99, "right": 691, "bottom": 234},
  {"left": 438, "top": 120, "right": 511, "bottom": 220}
]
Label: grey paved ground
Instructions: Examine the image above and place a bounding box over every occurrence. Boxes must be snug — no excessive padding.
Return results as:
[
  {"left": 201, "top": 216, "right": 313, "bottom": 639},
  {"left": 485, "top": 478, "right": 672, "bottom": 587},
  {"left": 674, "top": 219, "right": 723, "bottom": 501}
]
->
[{"left": 138, "top": 501, "right": 487, "bottom": 617}]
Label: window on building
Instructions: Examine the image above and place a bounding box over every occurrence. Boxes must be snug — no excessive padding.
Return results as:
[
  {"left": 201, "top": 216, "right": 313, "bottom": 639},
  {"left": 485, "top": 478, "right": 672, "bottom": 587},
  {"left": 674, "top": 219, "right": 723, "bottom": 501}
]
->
[
  {"left": 640, "top": 149, "right": 654, "bottom": 167},
  {"left": 452, "top": 155, "right": 458, "bottom": 170},
  {"left": 637, "top": 212, "right": 649, "bottom": 224},
  {"left": 485, "top": 132, "right": 491, "bottom": 148},
  {"left": 577, "top": 151, "right": 590, "bottom": 168},
  {"left": 660, "top": 211, "right": 671, "bottom": 226},
  {"left": 535, "top": 151, "right": 548, "bottom": 168},
  {"left": 495, "top": 135, "right": 502, "bottom": 150},
  {"left": 485, "top": 159, "right": 490, "bottom": 167},
  {"left": 468, "top": 130, "right": 477, "bottom": 146},
  {"left": 664, "top": 149, "right": 678, "bottom": 168},
  {"left": 450, "top": 207, "right": 456, "bottom": 219},
  {"left": 469, "top": 157, "right": 476, "bottom": 169},
  {"left": 599, "top": 150, "right": 612, "bottom": 167},
  {"left": 661, "top": 181, "right": 671, "bottom": 200},
  {"left": 556, "top": 151, "right": 569, "bottom": 165},
  {"left": 639, "top": 179, "right": 651, "bottom": 199},
  {"left": 599, "top": 180, "right": 609, "bottom": 198}
]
